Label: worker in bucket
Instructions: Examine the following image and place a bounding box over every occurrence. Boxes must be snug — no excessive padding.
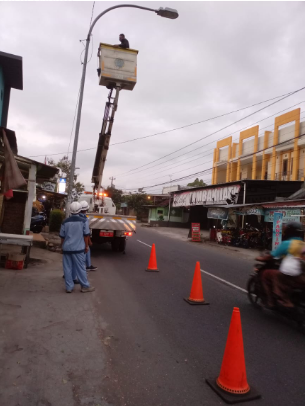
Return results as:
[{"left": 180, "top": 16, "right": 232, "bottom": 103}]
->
[
  {"left": 79, "top": 200, "right": 97, "bottom": 271},
  {"left": 59, "top": 202, "right": 95, "bottom": 293},
  {"left": 113, "top": 33, "right": 129, "bottom": 49}
]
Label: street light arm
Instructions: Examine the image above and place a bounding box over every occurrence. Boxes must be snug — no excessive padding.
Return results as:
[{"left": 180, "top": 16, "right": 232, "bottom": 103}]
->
[{"left": 88, "top": 4, "right": 156, "bottom": 38}]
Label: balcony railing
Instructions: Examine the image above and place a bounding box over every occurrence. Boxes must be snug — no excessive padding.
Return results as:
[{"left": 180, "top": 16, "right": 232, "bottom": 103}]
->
[{"left": 273, "top": 171, "right": 304, "bottom": 181}]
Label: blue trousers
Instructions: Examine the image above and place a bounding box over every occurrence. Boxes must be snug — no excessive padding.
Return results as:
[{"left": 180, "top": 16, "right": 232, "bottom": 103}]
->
[
  {"left": 85, "top": 248, "right": 91, "bottom": 267},
  {"left": 63, "top": 252, "right": 90, "bottom": 291}
]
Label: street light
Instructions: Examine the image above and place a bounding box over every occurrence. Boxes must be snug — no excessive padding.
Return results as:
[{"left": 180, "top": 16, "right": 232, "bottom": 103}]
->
[
  {"left": 156, "top": 7, "right": 179, "bottom": 19},
  {"left": 66, "top": 4, "right": 179, "bottom": 217}
]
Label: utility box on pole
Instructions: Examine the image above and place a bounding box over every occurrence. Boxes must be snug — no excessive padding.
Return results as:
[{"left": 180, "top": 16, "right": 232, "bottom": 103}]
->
[{"left": 98, "top": 43, "right": 138, "bottom": 91}]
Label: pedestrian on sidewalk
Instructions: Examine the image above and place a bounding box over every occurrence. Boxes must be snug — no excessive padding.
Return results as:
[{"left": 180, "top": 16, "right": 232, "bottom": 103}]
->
[
  {"left": 79, "top": 200, "right": 98, "bottom": 271},
  {"left": 60, "top": 202, "right": 95, "bottom": 293}
]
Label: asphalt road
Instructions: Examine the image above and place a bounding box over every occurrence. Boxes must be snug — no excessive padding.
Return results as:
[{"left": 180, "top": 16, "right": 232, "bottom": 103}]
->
[{"left": 88, "top": 227, "right": 305, "bottom": 406}]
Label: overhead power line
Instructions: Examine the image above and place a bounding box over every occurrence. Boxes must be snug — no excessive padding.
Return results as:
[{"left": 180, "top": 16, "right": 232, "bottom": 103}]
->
[
  {"left": 120, "top": 130, "right": 305, "bottom": 190},
  {"left": 115, "top": 100, "right": 305, "bottom": 182},
  {"left": 125, "top": 105, "right": 305, "bottom": 184},
  {"left": 130, "top": 125, "right": 304, "bottom": 185},
  {"left": 115, "top": 85, "right": 305, "bottom": 177},
  {"left": 29, "top": 88, "right": 302, "bottom": 159}
]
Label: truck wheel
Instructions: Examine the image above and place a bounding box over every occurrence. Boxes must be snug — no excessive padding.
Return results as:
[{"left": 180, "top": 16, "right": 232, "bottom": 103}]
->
[{"left": 118, "top": 238, "right": 126, "bottom": 252}]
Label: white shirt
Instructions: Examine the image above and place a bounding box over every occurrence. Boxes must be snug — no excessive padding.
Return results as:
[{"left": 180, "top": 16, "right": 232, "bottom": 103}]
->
[{"left": 279, "top": 254, "right": 302, "bottom": 276}]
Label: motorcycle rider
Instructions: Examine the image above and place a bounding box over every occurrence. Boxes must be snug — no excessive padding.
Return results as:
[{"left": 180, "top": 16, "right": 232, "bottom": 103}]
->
[{"left": 256, "top": 222, "right": 305, "bottom": 308}]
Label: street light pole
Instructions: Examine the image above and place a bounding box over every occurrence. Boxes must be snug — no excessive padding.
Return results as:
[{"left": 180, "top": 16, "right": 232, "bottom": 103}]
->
[{"left": 66, "top": 4, "right": 179, "bottom": 217}]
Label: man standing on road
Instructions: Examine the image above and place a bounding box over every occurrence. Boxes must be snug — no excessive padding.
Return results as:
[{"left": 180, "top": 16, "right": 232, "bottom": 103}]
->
[
  {"left": 79, "top": 200, "right": 97, "bottom": 271},
  {"left": 113, "top": 33, "right": 129, "bottom": 49},
  {"left": 60, "top": 202, "right": 95, "bottom": 293}
]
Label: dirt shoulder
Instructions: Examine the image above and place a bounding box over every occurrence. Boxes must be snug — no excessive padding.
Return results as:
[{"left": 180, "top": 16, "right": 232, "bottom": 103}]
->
[{"left": 0, "top": 247, "right": 112, "bottom": 406}]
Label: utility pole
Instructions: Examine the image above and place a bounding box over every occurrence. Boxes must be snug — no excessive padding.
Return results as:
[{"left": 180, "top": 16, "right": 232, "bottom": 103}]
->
[{"left": 109, "top": 176, "right": 116, "bottom": 188}]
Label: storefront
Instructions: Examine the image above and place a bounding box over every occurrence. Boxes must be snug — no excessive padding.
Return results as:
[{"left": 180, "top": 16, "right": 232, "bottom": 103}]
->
[
  {"left": 173, "top": 180, "right": 302, "bottom": 233},
  {"left": 207, "top": 200, "right": 305, "bottom": 248}
]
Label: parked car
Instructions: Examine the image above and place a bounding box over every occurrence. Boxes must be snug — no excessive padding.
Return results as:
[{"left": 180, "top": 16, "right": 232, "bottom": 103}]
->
[{"left": 30, "top": 207, "right": 47, "bottom": 233}]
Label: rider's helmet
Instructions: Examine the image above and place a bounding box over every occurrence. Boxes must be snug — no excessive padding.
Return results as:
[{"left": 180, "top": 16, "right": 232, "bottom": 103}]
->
[{"left": 283, "top": 221, "right": 304, "bottom": 240}]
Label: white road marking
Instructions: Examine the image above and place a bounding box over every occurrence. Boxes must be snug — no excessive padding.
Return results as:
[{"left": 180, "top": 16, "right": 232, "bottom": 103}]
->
[
  {"left": 136, "top": 239, "right": 247, "bottom": 293},
  {"left": 200, "top": 269, "right": 247, "bottom": 294},
  {"left": 137, "top": 240, "right": 152, "bottom": 248}
]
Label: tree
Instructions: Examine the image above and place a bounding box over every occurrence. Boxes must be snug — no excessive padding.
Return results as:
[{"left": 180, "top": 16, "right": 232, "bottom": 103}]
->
[
  {"left": 187, "top": 178, "right": 207, "bottom": 188},
  {"left": 105, "top": 186, "right": 123, "bottom": 206},
  {"left": 122, "top": 192, "right": 148, "bottom": 216},
  {"left": 47, "top": 156, "right": 85, "bottom": 200}
]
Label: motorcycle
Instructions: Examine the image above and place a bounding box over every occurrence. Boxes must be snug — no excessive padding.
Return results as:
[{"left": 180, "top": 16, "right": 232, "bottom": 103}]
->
[
  {"left": 30, "top": 208, "right": 47, "bottom": 233},
  {"left": 247, "top": 257, "right": 305, "bottom": 328}
]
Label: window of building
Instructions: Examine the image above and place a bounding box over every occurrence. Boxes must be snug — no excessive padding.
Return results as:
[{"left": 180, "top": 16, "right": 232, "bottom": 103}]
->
[
  {"left": 157, "top": 209, "right": 163, "bottom": 214},
  {"left": 282, "top": 159, "right": 288, "bottom": 176}
]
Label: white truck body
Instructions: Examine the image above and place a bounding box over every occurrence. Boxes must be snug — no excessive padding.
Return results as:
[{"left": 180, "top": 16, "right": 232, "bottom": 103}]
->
[{"left": 79, "top": 193, "right": 136, "bottom": 252}]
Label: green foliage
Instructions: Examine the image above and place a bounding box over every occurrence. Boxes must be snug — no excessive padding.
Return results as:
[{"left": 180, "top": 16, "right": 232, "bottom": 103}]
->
[
  {"left": 47, "top": 156, "right": 85, "bottom": 199},
  {"left": 122, "top": 193, "right": 148, "bottom": 216},
  {"left": 105, "top": 186, "right": 123, "bottom": 206},
  {"left": 187, "top": 178, "right": 207, "bottom": 187},
  {"left": 49, "top": 209, "right": 65, "bottom": 232},
  {"left": 74, "top": 182, "right": 85, "bottom": 195}
]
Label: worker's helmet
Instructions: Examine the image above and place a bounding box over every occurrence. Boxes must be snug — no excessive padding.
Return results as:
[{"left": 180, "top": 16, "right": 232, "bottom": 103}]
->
[
  {"left": 79, "top": 200, "right": 90, "bottom": 211},
  {"left": 70, "top": 201, "right": 82, "bottom": 215},
  {"left": 283, "top": 221, "right": 304, "bottom": 239}
]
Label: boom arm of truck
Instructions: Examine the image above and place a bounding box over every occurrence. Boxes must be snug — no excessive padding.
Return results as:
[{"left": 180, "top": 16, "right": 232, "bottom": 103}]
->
[{"left": 91, "top": 85, "right": 121, "bottom": 201}]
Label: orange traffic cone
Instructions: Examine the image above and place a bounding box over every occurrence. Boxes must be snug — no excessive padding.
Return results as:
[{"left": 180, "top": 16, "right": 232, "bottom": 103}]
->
[
  {"left": 184, "top": 262, "right": 209, "bottom": 305},
  {"left": 145, "top": 244, "right": 159, "bottom": 272},
  {"left": 206, "top": 307, "right": 261, "bottom": 404}
]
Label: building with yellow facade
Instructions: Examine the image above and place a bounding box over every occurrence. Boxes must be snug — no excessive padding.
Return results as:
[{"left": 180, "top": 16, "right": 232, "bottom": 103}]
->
[{"left": 212, "top": 108, "right": 305, "bottom": 184}]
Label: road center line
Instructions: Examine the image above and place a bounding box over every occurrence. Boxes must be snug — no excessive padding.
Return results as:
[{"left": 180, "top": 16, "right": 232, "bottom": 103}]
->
[
  {"left": 137, "top": 240, "right": 152, "bottom": 248},
  {"left": 200, "top": 269, "right": 247, "bottom": 294}
]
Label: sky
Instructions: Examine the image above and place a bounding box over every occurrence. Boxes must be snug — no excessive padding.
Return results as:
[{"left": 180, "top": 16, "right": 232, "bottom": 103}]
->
[{"left": 2, "top": 1, "right": 305, "bottom": 193}]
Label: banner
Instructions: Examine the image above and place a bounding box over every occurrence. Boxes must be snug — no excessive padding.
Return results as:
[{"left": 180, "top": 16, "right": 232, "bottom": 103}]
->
[
  {"left": 191, "top": 223, "right": 201, "bottom": 242},
  {"left": 207, "top": 207, "right": 228, "bottom": 220},
  {"left": 41, "top": 182, "right": 56, "bottom": 192},
  {"left": 272, "top": 212, "right": 283, "bottom": 251},
  {"left": 234, "top": 207, "right": 264, "bottom": 216},
  {"left": 264, "top": 208, "right": 300, "bottom": 223},
  {"left": 242, "top": 207, "right": 264, "bottom": 216},
  {"left": 173, "top": 185, "right": 240, "bottom": 207}
]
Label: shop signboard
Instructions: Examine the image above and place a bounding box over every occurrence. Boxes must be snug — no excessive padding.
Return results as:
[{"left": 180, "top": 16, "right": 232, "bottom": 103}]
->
[
  {"left": 234, "top": 207, "right": 264, "bottom": 216},
  {"left": 41, "top": 182, "right": 56, "bottom": 192},
  {"left": 191, "top": 223, "right": 201, "bottom": 242},
  {"left": 272, "top": 212, "right": 283, "bottom": 251},
  {"left": 173, "top": 185, "right": 240, "bottom": 207},
  {"left": 58, "top": 178, "right": 66, "bottom": 194},
  {"left": 264, "top": 208, "right": 300, "bottom": 223},
  {"left": 243, "top": 207, "right": 264, "bottom": 216},
  {"left": 207, "top": 208, "right": 228, "bottom": 220}
]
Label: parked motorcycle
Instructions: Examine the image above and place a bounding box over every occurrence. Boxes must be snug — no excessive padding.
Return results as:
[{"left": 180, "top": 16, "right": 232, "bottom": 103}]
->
[
  {"left": 247, "top": 258, "right": 305, "bottom": 328},
  {"left": 30, "top": 207, "right": 47, "bottom": 233}
]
